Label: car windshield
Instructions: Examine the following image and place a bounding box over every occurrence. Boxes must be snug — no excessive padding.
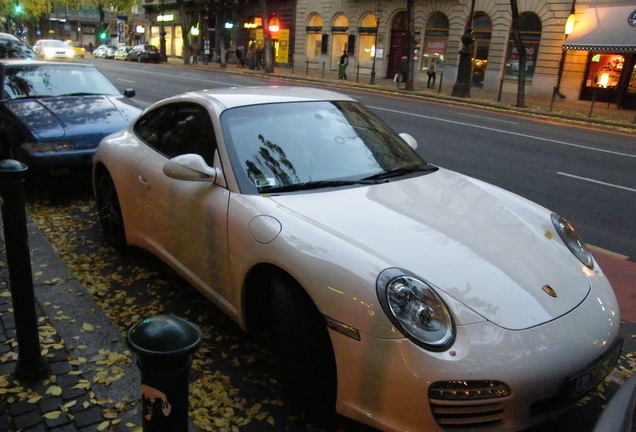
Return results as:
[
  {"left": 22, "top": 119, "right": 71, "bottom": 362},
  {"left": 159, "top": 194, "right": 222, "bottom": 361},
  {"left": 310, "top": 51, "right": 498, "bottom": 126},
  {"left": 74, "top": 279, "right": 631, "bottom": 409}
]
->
[
  {"left": 40, "top": 40, "right": 65, "bottom": 48},
  {"left": 2, "top": 64, "right": 121, "bottom": 99},
  {"left": 222, "top": 100, "right": 434, "bottom": 194}
]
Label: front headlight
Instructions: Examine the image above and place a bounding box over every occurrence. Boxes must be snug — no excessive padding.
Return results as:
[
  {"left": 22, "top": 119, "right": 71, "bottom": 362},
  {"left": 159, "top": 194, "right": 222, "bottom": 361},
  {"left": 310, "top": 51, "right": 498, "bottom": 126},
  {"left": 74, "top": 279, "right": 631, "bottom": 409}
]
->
[
  {"left": 551, "top": 213, "right": 594, "bottom": 269},
  {"left": 21, "top": 141, "right": 75, "bottom": 153},
  {"left": 377, "top": 268, "right": 455, "bottom": 351}
]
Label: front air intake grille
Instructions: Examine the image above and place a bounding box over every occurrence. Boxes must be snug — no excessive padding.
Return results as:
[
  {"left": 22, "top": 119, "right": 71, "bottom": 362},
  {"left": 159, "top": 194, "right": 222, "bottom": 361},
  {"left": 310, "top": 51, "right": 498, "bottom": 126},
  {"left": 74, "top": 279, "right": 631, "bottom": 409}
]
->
[
  {"left": 430, "top": 399, "right": 504, "bottom": 428},
  {"left": 429, "top": 380, "right": 510, "bottom": 428}
]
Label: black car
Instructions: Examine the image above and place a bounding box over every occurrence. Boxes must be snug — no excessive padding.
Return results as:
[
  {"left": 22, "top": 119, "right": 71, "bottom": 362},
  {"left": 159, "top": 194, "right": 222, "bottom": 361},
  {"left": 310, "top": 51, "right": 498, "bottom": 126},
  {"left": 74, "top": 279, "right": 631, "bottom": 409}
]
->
[
  {"left": 0, "top": 32, "right": 37, "bottom": 59},
  {"left": 128, "top": 44, "right": 161, "bottom": 63},
  {"left": 0, "top": 59, "right": 142, "bottom": 177}
]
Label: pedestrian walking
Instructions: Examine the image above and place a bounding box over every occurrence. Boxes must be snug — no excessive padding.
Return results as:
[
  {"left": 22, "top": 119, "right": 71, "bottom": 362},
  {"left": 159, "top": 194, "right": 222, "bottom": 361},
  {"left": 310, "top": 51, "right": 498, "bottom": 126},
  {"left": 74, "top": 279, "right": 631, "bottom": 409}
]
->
[
  {"left": 338, "top": 50, "right": 349, "bottom": 80},
  {"left": 427, "top": 58, "right": 437, "bottom": 89}
]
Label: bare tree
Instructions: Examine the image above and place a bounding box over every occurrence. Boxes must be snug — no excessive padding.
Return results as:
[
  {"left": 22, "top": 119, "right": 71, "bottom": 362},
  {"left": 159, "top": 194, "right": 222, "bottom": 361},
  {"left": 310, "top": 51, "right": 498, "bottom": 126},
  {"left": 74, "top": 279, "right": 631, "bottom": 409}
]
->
[{"left": 510, "top": 0, "right": 526, "bottom": 107}]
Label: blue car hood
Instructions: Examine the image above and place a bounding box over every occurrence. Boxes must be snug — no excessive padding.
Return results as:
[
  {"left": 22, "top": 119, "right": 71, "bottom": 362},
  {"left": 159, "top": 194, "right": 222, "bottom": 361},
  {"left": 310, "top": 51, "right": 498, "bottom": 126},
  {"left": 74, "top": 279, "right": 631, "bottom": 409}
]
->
[{"left": 6, "top": 95, "right": 141, "bottom": 149}]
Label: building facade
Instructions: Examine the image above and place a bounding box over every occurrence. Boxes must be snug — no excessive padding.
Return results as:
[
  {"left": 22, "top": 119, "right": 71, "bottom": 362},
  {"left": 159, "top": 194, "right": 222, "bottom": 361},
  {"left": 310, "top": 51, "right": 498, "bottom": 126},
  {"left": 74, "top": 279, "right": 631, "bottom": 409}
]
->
[{"left": 294, "top": 0, "right": 636, "bottom": 107}]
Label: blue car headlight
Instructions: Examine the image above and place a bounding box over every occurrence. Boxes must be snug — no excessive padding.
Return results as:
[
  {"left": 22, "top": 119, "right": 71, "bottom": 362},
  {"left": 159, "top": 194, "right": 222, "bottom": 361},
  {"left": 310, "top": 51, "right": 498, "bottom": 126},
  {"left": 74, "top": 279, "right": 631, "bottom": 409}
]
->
[
  {"left": 377, "top": 268, "right": 455, "bottom": 351},
  {"left": 551, "top": 213, "right": 594, "bottom": 270},
  {"left": 21, "top": 141, "right": 75, "bottom": 153}
]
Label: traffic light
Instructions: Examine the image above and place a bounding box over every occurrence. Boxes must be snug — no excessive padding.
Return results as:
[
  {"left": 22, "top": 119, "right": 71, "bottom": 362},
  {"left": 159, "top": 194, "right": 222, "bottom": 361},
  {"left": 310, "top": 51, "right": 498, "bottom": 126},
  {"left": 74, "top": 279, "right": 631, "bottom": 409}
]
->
[
  {"left": 99, "top": 26, "right": 108, "bottom": 40},
  {"left": 14, "top": 2, "right": 22, "bottom": 14}
]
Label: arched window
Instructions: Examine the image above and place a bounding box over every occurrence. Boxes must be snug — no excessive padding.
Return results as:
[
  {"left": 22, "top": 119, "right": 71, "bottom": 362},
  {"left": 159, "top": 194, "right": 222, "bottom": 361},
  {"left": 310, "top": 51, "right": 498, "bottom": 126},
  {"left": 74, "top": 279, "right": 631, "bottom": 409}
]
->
[
  {"left": 358, "top": 13, "right": 378, "bottom": 64},
  {"left": 504, "top": 12, "right": 542, "bottom": 79},
  {"left": 421, "top": 12, "right": 449, "bottom": 73},
  {"left": 331, "top": 14, "right": 350, "bottom": 69},
  {"left": 471, "top": 13, "right": 492, "bottom": 88},
  {"left": 306, "top": 14, "right": 323, "bottom": 58}
]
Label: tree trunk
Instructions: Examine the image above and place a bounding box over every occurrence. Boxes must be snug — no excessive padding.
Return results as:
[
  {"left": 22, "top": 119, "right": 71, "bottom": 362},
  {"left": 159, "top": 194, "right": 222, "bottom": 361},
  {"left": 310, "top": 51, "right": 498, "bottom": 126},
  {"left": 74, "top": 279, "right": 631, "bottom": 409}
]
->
[{"left": 510, "top": 0, "right": 526, "bottom": 107}]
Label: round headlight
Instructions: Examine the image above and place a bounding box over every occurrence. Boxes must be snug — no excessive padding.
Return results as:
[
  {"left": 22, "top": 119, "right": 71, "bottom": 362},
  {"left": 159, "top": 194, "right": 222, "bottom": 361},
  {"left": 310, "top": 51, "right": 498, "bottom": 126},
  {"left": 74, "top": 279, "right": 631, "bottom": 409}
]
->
[
  {"left": 551, "top": 213, "right": 594, "bottom": 269},
  {"left": 377, "top": 269, "right": 455, "bottom": 351}
]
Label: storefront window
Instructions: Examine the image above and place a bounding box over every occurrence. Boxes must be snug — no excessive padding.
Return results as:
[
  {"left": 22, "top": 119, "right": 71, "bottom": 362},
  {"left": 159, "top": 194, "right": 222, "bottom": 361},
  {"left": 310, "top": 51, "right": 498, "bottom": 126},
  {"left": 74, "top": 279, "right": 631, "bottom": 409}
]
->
[
  {"left": 331, "top": 14, "right": 349, "bottom": 69},
  {"left": 421, "top": 12, "right": 448, "bottom": 73},
  {"left": 471, "top": 13, "right": 491, "bottom": 88},
  {"left": 306, "top": 14, "right": 323, "bottom": 58},
  {"left": 586, "top": 53, "right": 624, "bottom": 89},
  {"left": 504, "top": 12, "right": 541, "bottom": 80},
  {"left": 357, "top": 13, "right": 377, "bottom": 65}
]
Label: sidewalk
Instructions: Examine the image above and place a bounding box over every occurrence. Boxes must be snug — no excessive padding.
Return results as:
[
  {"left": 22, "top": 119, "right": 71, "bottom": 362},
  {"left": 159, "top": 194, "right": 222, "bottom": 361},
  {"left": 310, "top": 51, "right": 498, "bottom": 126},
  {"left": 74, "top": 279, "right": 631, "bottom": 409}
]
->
[{"left": 166, "top": 57, "right": 636, "bottom": 130}]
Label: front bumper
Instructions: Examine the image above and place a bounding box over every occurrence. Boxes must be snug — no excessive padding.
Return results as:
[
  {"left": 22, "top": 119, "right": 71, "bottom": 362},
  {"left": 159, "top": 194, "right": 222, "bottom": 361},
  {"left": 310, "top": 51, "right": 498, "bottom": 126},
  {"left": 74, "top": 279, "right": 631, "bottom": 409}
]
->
[{"left": 330, "top": 276, "right": 620, "bottom": 432}]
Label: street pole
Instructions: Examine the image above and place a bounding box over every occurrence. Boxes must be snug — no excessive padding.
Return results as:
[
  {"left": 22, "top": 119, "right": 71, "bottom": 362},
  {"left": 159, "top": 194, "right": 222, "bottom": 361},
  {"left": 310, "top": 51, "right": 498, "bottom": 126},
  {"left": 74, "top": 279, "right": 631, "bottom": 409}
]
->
[{"left": 451, "top": 0, "right": 476, "bottom": 98}]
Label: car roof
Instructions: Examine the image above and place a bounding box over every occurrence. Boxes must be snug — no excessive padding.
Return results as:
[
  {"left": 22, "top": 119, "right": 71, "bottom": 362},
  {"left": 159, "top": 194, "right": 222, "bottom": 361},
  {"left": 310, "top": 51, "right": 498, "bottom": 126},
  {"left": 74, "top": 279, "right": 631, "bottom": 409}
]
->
[{"left": 169, "top": 86, "right": 355, "bottom": 110}]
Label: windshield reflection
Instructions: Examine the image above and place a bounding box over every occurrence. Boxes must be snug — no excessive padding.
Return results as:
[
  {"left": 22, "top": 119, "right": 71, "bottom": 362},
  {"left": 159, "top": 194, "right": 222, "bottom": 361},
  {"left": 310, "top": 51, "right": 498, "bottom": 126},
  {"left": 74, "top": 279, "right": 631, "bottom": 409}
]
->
[{"left": 222, "top": 101, "right": 430, "bottom": 194}]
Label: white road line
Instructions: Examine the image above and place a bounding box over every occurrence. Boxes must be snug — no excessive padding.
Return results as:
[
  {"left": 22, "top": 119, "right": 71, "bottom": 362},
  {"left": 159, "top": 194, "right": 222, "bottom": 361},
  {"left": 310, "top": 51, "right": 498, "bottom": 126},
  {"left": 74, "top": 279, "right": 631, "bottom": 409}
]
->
[
  {"left": 557, "top": 172, "right": 636, "bottom": 193},
  {"left": 459, "top": 112, "right": 519, "bottom": 124},
  {"left": 372, "top": 106, "right": 636, "bottom": 159}
]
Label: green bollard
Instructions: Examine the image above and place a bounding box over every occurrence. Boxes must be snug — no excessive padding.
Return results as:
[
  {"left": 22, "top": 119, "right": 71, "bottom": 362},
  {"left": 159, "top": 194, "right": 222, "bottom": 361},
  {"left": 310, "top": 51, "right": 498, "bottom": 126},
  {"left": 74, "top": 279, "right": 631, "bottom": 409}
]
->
[
  {"left": 127, "top": 315, "right": 202, "bottom": 432},
  {"left": 0, "top": 160, "right": 49, "bottom": 381}
]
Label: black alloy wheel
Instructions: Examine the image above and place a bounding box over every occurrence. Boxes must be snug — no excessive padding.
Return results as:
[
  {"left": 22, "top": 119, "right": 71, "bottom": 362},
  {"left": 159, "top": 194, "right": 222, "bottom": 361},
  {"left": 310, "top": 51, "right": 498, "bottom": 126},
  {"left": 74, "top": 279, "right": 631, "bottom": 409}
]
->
[{"left": 95, "top": 169, "right": 127, "bottom": 250}]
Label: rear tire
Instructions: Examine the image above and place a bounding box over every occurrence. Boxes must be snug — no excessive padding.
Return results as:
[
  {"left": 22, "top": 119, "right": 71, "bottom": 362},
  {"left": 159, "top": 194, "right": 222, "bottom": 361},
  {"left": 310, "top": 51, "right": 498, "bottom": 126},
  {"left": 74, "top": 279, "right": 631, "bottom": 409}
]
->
[
  {"left": 95, "top": 169, "right": 127, "bottom": 250},
  {"left": 269, "top": 274, "right": 337, "bottom": 409}
]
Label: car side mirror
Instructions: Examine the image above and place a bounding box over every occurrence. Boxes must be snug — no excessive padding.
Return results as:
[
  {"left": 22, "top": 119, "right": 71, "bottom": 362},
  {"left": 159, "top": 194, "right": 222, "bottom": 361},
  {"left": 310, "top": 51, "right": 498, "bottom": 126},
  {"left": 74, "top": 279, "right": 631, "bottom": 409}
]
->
[
  {"left": 399, "top": 132, "right": 418, "bottom": 150},
  {"left": 123, "top": 88, "right": 136, "bottom": 98},
  {"left": 163, "top": 154, "right": 219, "bottom": 182}
]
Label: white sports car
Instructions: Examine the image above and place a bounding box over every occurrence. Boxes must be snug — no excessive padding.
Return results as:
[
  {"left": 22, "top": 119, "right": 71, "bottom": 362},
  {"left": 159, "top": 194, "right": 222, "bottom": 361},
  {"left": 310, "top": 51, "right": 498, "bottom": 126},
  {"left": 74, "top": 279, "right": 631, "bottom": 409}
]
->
[{"left": 93, "top": 87, "right": 621, "bottom": 432}]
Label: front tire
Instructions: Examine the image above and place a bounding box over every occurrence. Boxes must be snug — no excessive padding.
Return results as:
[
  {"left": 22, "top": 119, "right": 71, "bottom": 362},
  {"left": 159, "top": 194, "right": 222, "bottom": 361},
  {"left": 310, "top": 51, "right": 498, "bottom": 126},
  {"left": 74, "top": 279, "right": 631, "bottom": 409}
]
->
[
  {"left": 95, "top": 169, "right": 127, "bottom": 249},
  {"left": 269, "top": 274, "right": 337, "bottom": 409}
]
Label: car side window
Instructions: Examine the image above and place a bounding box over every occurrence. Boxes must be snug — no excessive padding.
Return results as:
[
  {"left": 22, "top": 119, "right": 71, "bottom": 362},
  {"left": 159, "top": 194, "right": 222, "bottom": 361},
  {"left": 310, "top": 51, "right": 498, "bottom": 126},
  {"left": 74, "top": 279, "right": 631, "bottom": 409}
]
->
[{"left": 134, "top": 103, "right": 217, "bottom": 165}]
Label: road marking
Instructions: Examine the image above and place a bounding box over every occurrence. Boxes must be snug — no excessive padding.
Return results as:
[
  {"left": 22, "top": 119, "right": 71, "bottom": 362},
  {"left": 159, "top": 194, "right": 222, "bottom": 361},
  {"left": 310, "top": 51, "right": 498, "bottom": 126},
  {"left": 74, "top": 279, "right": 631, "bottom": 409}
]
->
[
  {"left": 116, "top": 78, "right": 135, "bottom": 83},
  {"left": 459, "top": 112, "right": 519, "bottom": 124},
  {"left": 588, "top": 244, "right": 629, "bottom": 260},
  {"left": 373, "top": 107, "right": 636, "bottom": 159},
  {"left": 557, "top": 172, "right": 636, "bottom": 193}
]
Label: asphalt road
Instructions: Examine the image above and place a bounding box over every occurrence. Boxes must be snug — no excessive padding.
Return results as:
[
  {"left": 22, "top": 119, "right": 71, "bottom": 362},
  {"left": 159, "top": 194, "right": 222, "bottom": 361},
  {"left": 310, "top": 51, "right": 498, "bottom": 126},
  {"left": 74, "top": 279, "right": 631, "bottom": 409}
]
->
[{"left": 89, "top": 58, "right": 636, "bottom": 261}]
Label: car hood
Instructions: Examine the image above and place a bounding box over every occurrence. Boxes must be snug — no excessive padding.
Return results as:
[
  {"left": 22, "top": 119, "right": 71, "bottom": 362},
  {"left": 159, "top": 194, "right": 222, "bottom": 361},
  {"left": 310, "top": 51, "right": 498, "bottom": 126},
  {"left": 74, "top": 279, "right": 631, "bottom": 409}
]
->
[
  {"left": 270, "top": 169, "right": 591, "bottom": 330},
  {"left": 6, "top": 96, "right": 141, "bottom": 149}
]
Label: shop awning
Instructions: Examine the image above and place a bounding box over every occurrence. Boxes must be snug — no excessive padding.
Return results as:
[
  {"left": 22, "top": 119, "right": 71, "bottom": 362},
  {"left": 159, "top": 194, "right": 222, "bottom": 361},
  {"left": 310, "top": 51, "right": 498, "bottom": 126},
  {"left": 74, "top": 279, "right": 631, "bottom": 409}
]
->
[{"left": 563, "top": 5, "right": 636, "bottom": 52}]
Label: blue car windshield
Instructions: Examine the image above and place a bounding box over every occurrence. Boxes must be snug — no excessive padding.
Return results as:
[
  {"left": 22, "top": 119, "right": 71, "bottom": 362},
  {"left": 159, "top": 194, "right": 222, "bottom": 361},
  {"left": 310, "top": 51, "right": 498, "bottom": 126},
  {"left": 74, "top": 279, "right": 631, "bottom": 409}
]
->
[
  {"left": 2, "top": 64, "right": 121, "bottom": 99},
  {"left": 221, "top": 100, "right": 432, "bottom": 194}
]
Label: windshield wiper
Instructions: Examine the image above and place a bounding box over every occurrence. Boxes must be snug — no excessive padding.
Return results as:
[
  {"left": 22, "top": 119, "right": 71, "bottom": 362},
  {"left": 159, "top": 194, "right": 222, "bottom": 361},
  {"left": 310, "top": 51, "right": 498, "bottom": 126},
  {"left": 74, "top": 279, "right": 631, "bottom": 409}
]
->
[
  {"left": 261, "top": 178, "right": 380, "bottom": 193},
  {"left": 362, "top": 165, "right": 438, "bottom": 181}
]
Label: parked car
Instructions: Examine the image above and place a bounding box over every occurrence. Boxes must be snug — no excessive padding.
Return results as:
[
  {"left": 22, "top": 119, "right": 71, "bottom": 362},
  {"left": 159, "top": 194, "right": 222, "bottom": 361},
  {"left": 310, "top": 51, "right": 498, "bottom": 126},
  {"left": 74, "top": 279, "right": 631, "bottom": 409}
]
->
[
  {"left": 33, "top": 39, "right": 74, "bottom": 60},
  {"left": 0, "top": 32, "right": 37, "bottom": 59},
  {"left": 128, "top": 44, "right": 161, "bottom": 63},
  {"left": 114, "top": 46, "right": 131, "bottom": 61},
  {"left": 92, "top": 44, "right": 117, "bottom": 59},
  {"left": 0, "top": 59, "right": 141, "bottom": 177},
  {"left": 65, "top": 40, "right": 86, "bottom": 58},
  {"left": 93, "top": 86, "right": 622, "bottom": 432}
]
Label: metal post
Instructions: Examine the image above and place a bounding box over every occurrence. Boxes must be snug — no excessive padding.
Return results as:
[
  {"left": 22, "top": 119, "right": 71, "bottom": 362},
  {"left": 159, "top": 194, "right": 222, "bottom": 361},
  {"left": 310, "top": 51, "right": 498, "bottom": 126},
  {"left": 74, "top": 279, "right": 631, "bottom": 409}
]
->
[
  {"left": 127, "top": 315, "right": 202, "bottom": 432},
  {"left": 452, "top": 0, "right": 476, "bottom": 98},
  {"left": 0, "top": 160, "right": 49, "bottom": 381}
]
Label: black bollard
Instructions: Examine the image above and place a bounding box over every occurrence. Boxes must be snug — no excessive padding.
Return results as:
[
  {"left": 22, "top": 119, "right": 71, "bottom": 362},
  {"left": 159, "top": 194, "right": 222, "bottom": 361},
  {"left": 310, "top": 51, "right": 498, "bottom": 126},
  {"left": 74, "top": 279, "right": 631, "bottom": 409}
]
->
[
  {"left": 127, "top": 315, "right": 202, "bottom": 432},
  {"left": 0, "top": 160, "right": 49, "bottom": 381}
]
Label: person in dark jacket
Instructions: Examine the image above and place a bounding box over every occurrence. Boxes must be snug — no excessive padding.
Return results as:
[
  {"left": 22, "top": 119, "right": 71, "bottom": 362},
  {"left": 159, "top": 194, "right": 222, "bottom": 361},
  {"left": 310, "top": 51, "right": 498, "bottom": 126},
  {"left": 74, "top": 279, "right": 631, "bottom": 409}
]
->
[
  {"left": 399, "top": 56, "right": 408, "bottom": 83},
  {"left": 338, "top": 50, "right": 349, "bottom": 79}
]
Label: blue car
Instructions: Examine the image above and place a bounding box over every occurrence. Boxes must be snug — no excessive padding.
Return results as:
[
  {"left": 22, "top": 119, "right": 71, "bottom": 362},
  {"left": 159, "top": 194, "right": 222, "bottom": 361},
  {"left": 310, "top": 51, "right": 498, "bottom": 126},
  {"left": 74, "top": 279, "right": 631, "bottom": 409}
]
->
[{"left": 0, "top": 59, "right": 142, "bottom": 177}]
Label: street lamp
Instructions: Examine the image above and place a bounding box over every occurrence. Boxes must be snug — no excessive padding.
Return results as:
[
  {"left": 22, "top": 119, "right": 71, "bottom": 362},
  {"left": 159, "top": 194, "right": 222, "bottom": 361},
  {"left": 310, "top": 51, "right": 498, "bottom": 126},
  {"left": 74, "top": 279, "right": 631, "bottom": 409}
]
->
[
  {"left": 370, "top": 6, "right": 381, "bottom": 85},
  {"left": 451, "top": 0, "right": 476, "bottom": 98}
]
